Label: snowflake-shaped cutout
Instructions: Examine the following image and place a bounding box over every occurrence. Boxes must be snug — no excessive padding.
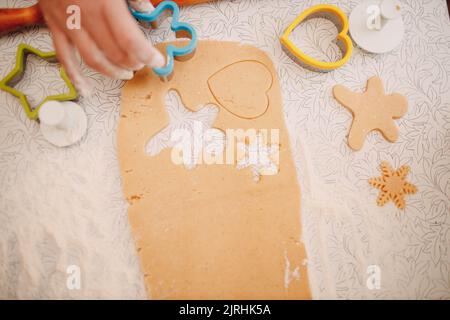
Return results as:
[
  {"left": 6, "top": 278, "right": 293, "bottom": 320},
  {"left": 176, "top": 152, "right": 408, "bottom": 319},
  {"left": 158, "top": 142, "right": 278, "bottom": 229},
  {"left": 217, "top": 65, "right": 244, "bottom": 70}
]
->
[
  {"left": 369, "top": 161, "right": 418, "bottom": 209},
  {"left": 236, "top": 133, "right": 279, "bottom": 183}
]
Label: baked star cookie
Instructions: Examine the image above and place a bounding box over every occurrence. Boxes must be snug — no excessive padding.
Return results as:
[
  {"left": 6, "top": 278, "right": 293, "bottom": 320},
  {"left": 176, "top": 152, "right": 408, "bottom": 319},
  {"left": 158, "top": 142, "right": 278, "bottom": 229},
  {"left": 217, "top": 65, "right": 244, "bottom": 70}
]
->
[
  {"left": 369, "top": 161, "right": 417, "bottom": 209},
  {"left": 333, "top": 76, "right": 408, "bottom": 150}
]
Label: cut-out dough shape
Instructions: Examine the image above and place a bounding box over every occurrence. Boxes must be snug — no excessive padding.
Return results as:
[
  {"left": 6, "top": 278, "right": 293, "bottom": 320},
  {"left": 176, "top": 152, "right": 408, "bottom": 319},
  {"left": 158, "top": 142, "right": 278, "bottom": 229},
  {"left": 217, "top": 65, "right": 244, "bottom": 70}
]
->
[
  {"left": 146, "top": 90, "right": 222, "bottom": 168},
  {"left": 333, "top": 76, "right": 408, "bottom": 150},
  {"left": 207, "top": 60, "right": 273, "bottom": 119},
  {"left": 236, "top": 132, "right": 279, "bottom": 183},
  {"left": 369, "top": 161, "right": 417, "bottom": 209}
]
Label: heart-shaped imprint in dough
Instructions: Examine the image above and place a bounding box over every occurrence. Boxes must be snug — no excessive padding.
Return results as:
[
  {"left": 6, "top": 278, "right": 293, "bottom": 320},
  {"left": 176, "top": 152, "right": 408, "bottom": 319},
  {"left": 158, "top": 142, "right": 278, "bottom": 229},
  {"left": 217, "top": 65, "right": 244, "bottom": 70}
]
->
[{"left": 207, "top": 60, "right": 273, "bottom": 119}]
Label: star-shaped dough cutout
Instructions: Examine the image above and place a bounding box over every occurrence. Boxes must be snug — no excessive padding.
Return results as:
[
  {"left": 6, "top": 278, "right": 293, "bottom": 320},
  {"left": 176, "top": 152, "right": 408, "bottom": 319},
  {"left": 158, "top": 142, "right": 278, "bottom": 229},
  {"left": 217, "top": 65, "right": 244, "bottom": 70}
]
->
[
  {"left": 146, "top": 90, "right": 223, "bottom": 169},
  {"left": 369, "top": 161, "right": 417, "bottom": 209},
  {"left": 333, "top": 76, "right": 408, "bottom": 150},
  {"left": 0, "top": 43, "right": 77, "bottom": 120}
]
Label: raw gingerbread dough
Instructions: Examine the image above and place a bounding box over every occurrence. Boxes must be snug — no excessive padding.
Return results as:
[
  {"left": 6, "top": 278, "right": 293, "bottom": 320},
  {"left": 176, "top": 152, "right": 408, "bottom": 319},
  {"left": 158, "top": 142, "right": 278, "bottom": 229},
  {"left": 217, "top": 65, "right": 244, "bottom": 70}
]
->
[
  {"left": 369, "top": 161, "right": 417, "bottom": 209},
  {"left": 118, "top": 41, "right": 310, "bottom": 299},
  {"left": 333, "top": 76, "right": 408, "bottom": 151},
  {"left": 208, "top": 60, "right": 272, "bottom": 119}
]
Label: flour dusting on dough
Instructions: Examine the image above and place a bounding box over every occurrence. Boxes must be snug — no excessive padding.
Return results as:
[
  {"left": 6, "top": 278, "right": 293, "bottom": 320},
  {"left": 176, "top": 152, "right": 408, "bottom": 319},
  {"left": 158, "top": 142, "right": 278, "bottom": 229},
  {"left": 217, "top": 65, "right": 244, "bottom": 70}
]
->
[
  {"left": 284, "top": 250, "right": 301, "bottom": 290},
  {"left": 145, "top": 90, "right": 221, "bottom": 169}
]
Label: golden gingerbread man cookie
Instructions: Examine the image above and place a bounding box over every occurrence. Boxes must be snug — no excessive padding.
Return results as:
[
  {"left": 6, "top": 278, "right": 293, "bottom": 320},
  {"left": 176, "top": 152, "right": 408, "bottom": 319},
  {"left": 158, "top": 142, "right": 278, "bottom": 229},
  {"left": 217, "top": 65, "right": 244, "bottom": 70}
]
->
[
  {"left": 333, "top": 76, "right": 408, "bottom": 151},
  {"left": 369, "top": 161, "right": 417, "bottom": 209}
]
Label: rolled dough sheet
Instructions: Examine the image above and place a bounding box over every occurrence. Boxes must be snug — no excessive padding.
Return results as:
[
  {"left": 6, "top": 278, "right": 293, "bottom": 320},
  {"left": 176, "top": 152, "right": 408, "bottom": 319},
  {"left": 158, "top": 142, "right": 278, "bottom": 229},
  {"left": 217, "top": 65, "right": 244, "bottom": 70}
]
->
[{"left": 118, "top": 41, "right": 310, "bottom": 299}]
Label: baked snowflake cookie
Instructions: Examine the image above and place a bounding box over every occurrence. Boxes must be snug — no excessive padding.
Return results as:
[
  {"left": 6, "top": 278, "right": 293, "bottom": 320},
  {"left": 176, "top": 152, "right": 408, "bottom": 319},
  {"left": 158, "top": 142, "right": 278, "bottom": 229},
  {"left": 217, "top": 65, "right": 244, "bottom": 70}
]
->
[{"left": 369, "top": 161, "right": 417, "bottom": 209}]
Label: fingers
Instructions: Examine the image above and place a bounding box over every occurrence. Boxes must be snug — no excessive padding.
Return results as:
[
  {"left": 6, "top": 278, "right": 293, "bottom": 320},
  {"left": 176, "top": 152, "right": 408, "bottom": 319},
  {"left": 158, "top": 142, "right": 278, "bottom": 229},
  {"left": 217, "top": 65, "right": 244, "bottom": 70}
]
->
[
  {"left": 128, "top": 0, "right": 155, "bottom": 12},
  {"left": 68, "top": 27, "right": 134, "bottom": 80},
  {"left": 43, "top": 0, "right": 164, "bottom": 87},
  {"left": 44, "top": 1, "right": 133, "bottom": 82},
  {"left": 107, "top": 0, "right": 165, "bottom": 68},
  {"left": 48, "top": 19, "right": 93, "bottom": 97},
  {"left": 83, "top": 10, "right": 143, "bottom": 71}
]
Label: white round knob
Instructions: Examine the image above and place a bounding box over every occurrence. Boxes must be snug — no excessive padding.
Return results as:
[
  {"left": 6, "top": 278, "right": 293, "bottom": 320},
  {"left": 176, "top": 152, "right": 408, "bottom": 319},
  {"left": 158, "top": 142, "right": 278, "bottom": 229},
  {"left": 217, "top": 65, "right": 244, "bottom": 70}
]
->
[
  {"left": 39, "top": 101, "right": 66, "bottom": 127},
  {"left": 350, "top": 0, "right": 404, "bottom": 53},
  {"left": 39, "top": 101, "right": 87, "bottom": 147}
]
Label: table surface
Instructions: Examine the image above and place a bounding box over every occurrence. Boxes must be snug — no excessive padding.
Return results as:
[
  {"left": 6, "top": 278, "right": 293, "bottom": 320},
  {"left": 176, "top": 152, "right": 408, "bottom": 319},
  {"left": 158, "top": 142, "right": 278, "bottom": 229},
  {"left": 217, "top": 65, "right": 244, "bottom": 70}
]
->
[{"left": 0, "top": 0, "right": 449, "bottom": 299}]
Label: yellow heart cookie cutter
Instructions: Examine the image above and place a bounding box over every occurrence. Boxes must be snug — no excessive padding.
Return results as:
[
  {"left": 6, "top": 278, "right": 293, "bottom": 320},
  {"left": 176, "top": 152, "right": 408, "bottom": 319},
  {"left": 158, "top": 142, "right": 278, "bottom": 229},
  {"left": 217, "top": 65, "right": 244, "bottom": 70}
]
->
[{"left": 280, "top": 4, "right": 353, "bottom": 72}]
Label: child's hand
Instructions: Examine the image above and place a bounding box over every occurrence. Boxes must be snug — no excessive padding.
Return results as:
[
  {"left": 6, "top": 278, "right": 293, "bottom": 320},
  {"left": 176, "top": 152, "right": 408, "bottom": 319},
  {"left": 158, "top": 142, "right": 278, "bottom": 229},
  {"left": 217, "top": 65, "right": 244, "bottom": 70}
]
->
[{"left": 39, "top": 0, "right": 165, "bottom": 96}]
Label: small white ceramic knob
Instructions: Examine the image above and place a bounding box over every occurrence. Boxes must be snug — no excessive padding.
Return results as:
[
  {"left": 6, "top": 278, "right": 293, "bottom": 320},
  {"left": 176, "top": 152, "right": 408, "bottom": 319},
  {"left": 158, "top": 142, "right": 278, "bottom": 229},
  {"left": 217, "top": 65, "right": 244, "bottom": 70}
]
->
[
  {"left": 39, "top": 100, "right": 66, "bottom": 127},
  {"left": 39, "top": 100, "right": 87, "bottom": 147},
  {"left": 350, "top": 0, "right": 404, "bottom": 53}
]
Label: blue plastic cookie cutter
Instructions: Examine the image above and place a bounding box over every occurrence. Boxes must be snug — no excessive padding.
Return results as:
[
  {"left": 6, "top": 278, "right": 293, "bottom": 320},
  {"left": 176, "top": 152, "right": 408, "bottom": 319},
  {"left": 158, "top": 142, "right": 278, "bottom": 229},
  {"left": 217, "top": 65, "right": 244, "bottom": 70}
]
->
[{"left": 130, "top": 1, "right": 197, "bottom": 79}]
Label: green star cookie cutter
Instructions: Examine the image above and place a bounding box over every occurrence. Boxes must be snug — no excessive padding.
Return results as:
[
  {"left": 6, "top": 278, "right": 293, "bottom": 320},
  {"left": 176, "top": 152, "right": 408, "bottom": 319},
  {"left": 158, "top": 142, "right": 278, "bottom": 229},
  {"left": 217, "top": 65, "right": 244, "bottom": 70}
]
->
[{"left": 0, "top": 43, "right": 78, "bottom": 120}]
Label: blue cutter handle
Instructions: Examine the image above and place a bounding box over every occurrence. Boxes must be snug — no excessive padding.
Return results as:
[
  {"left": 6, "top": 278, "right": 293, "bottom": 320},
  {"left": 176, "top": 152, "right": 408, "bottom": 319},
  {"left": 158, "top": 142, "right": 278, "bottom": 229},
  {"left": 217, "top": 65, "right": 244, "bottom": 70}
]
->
[{"left": 131, "top": 1, "right": 197, "bottom": 78}]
